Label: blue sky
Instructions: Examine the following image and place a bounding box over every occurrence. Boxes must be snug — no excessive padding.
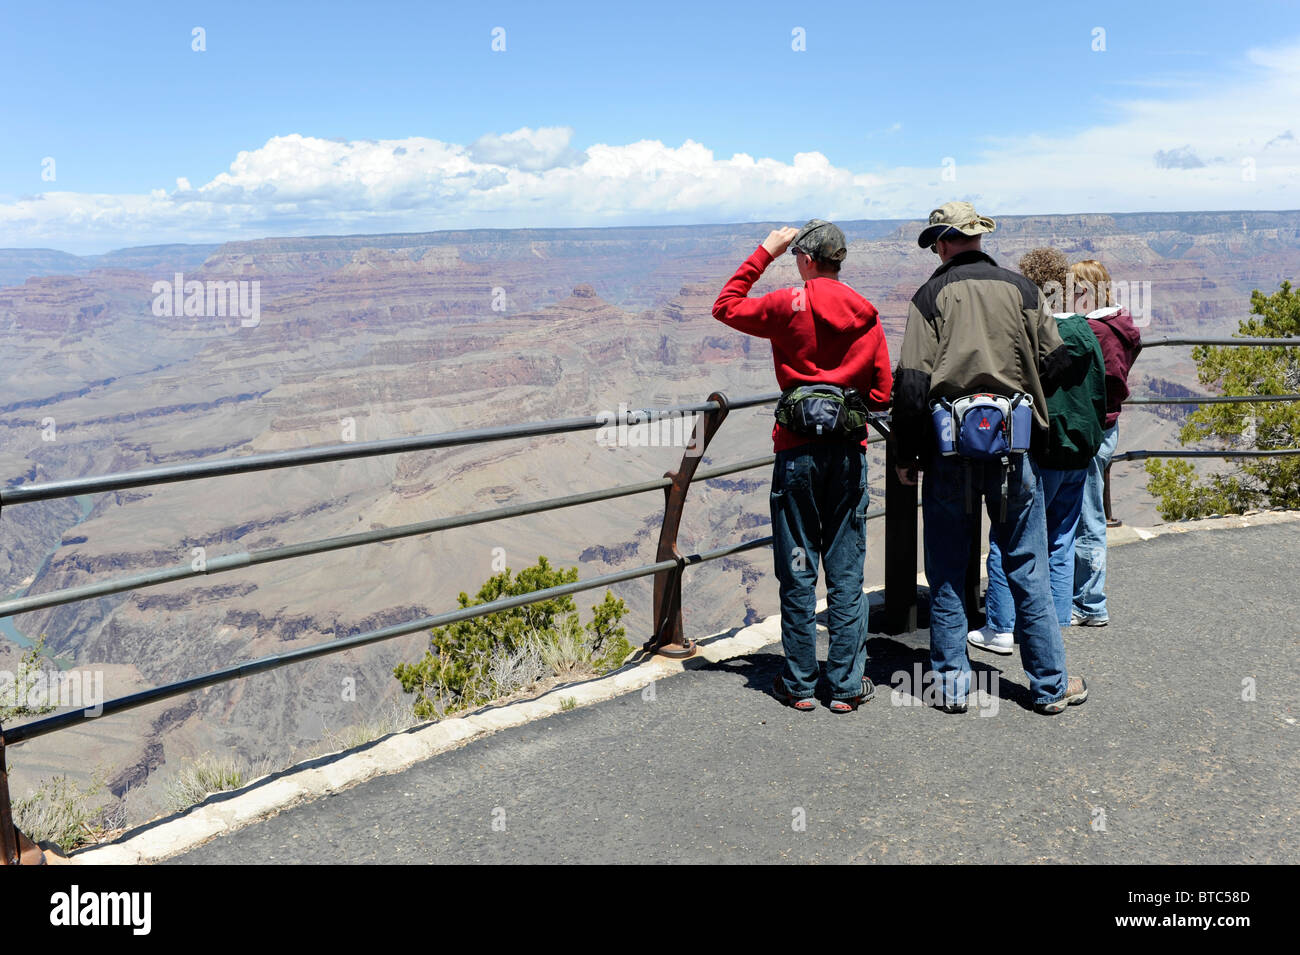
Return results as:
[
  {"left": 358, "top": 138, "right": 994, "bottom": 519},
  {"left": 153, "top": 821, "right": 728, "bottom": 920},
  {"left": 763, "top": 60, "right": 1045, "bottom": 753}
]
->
[{"left": 2, "top": 0, "right": 1298, "bottom": 252}]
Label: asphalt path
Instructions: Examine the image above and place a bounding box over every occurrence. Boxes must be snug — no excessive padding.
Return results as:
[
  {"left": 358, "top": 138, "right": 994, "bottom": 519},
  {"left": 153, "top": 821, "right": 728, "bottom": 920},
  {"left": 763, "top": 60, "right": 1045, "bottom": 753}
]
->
[{"left": 170, "top": 523, "right": 1299, "bottom": 864}]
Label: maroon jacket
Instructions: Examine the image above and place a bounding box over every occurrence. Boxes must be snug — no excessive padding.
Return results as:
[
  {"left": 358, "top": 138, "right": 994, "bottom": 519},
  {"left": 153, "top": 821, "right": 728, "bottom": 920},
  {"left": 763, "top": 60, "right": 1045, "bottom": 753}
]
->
[{"left": 1085, "top": 306, "right": 1143, "bottom": 427}]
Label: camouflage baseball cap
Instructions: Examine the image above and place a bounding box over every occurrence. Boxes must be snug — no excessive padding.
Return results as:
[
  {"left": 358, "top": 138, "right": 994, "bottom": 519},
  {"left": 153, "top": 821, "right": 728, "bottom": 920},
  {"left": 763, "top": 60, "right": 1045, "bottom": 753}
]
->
[
  {"left": 790, "top": 219, "right": 848, "bottom": 263},
  {"left": 916, "top": 201, "right": 996, "bottom": 248}
]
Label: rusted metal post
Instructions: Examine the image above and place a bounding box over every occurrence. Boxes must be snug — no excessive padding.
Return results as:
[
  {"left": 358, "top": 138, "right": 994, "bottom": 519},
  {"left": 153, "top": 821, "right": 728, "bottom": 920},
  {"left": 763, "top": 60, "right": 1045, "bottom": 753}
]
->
[
  {"left": 0, "top": 725, "right": 15, "bottom": 865},
  {"left": 0, "top": 725, "right": 44, "bottom": 865},
  {"left": 1104, "top": 461, "right": 1121, "bottom": 526},
  {"left": 649, "top": 392, "right": 730, "bottom": 658},
  {"left": 882, "top": 439, "right": 918, "bottom": 634}
]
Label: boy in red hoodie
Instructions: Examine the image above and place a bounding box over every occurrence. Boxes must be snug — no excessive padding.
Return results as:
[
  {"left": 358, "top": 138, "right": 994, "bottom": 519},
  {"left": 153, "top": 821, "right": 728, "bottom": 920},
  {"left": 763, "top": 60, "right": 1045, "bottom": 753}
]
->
[{"left": 712, "top": 220, "right": 892, "bottom": 712}]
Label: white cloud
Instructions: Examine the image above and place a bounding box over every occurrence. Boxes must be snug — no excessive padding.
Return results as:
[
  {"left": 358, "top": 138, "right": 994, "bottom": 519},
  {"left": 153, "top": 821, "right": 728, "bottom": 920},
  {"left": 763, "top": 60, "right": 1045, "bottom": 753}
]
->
[
  {"left": 0, "top": 131, "right": 890, "bottom": 252},
  {"left": 468, "top": 126, "right": 578, "bottom": 171},
  {"left": 3, "top": 40, "right": 1299, "bottom": 254},
  {"left": 1154, "top": 146, "right": 1208, "bottom": 169}
]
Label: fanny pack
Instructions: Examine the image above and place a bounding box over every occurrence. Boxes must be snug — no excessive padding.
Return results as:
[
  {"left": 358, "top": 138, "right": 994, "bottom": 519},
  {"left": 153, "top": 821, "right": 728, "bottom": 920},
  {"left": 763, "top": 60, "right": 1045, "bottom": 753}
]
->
[
  {"left": 931, "top": 393, "right": 1034, "bottom": 522},
  {"left": 930, "top": 393, "right": 1033, "bottom": 460},
  {"left": 775, "top": 384, "right": 870, "bottom": 439}
]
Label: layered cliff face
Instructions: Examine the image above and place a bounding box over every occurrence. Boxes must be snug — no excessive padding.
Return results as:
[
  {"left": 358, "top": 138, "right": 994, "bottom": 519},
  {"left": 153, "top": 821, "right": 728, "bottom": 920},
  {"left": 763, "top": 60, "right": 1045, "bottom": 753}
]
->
[{"left": 1, "top": 212, "right": 1296, "bottom": 818}]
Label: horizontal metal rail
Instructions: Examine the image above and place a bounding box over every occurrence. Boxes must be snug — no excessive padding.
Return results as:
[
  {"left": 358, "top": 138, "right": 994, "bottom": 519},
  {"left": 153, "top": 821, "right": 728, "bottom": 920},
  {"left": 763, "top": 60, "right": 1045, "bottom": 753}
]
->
[
  {"left": 1113, "top": 448, "right": 1300, "bottom": 463},
  {"left": 0, "top": 453, "right": 799, "bottom": 620},
  {"left": 693, "top": 456, "right": 773, "bottom": 481},
  {"left": 2, "top": 443, "right": 891, "bottom": 620},
  {"left": 3, "top": 534, "right": 778, "bottom": 746},
  {"left": 1, "top": 337, "right": 1285, "bottom": 510},
  {"left": 1140, "top": 337, "right": 1299, "bottom": 347},
  {"left": 4, "top": 495, "right": 902, "bottom": 746},
  {"left": 0, "top": 394, "right": 782, "bottom": 508},
  {"left": 1125, "top": 394, "right": 1300, "bottom": 405},
  {"left": 0, "top": 429, "right": 879, "bottom": 622},
  {"left": 0, "top": 474, "right": 672, "bottom": 619}
]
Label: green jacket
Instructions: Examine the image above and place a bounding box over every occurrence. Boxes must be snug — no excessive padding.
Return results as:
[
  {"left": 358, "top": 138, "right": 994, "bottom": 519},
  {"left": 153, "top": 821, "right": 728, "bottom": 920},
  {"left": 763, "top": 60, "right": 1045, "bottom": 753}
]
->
[{"left": 1039, "top": 313, "right": 1107, "bottom": 470}]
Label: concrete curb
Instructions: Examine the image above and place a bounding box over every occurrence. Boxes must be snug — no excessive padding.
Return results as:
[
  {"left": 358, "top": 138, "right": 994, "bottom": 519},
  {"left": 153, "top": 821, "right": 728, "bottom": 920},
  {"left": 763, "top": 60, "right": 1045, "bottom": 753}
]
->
[
  {"left": 68, "top": 510, "right": 1298, "bottom": 864},
  {"left": 1105, "top": 508, "right": 1300, "bottom": 545}
]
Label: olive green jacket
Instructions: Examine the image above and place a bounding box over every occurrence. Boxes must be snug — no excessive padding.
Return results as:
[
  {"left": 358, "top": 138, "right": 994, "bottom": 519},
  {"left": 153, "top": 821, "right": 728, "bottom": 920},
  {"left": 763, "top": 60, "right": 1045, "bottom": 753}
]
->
[{"left": 891, "top": 250, "right": 1071, "bottom": 465}]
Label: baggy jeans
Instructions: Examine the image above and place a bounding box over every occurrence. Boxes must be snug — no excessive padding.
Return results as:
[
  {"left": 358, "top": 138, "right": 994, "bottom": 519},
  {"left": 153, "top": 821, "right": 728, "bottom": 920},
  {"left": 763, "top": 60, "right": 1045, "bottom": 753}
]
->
[
  {"left": 770, "top": 441, "right": 870, "bottom": 701},
  {"left": 1073, "top": 423, "right": 1119, "bottom": 622},
  {"left": 922, "top": 452, "right": 1069, "bottom": 706},
  {"left": 986, "top": 465, "right": 1087, "bottom": 630}
]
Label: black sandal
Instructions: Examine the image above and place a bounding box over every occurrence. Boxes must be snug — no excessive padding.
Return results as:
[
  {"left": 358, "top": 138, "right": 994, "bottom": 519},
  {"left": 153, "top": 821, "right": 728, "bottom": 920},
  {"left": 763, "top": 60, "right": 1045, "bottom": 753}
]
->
[
  {"left": 830, "top": 677, "right": 875, "bottom": 713},
  {"left": 771, "top": 674, "right": 816, "bottom": 711}
]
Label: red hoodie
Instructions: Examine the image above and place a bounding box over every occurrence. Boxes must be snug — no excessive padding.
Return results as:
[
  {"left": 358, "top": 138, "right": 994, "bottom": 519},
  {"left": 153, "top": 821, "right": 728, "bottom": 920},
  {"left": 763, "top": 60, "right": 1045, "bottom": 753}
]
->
[
  {"left": 1085, "top": 306, "right": 1144, "bottom": 427},
  {"left": 712, "top": 245, "right": 893, "bottom": 452}
]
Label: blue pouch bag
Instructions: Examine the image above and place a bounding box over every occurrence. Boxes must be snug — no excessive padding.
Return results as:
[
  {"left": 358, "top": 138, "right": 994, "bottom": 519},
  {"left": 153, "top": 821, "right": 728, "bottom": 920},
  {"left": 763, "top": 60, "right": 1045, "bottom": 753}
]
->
[{"left": 931, "top": 394, "right": 1033, "bottom": 460}]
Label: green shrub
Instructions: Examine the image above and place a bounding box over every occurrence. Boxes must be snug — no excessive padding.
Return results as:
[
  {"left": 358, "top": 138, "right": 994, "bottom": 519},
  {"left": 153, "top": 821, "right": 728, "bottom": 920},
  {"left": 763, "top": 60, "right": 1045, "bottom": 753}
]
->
[
  {"left": 393, "top": 556, "right": 629, "bottom": 719},
  {"left": 539, "top": 616, "right": 594, "bottom": 677},
  {"left": 0, "top": 635, "right": 57, "bottom": 722},
  {"left": 13, "top": 774, "right": 115, "bottom": 851},
  {"left": 162, "top": 753, "right": 250, "bottom": 813},
  {"left": 596, "top": 634, "right": 635, "bottom": 673},
  {"left": 320, "top": 699, "right": 419, "bottom": 752},
  {"left": 1147, "top": 281, "right": 1300, "bottom": 519}
]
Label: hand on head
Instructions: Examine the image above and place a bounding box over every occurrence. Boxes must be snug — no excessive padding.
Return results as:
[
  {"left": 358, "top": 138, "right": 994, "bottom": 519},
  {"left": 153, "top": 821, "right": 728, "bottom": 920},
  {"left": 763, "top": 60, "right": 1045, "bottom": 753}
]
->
[{"left": 761, "top": 226, "right": 799, "bottom": 257}]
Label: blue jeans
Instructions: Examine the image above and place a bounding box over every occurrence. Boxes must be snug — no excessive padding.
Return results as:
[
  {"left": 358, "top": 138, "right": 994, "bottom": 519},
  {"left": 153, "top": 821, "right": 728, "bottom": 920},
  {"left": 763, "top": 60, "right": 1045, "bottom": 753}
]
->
[
  {"left": 1074, "top": 423, "right": 1118, "bottom": 621},
  {"left": 922, "top": 453, "right": 1068, "bottom": 706},
  {"left": 770, "top": 442, "right": 869, "bottom": 701},
  {"left": 986, "top": 465, "right": 1087, "bottom": 631}
]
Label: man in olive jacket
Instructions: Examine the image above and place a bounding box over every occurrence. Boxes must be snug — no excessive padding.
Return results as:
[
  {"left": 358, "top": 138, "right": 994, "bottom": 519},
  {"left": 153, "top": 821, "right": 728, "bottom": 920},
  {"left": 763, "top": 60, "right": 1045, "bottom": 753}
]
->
[{"left": 892, "top": 202, "right": 1088, "bottom": 716}]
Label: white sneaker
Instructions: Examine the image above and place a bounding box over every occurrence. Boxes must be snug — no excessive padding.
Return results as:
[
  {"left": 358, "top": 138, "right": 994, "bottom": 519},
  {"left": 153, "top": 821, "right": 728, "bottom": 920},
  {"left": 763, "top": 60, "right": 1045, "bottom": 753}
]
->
[
  {"left": 968, "top": 625, "right": 1015, "bottom": 655},
  {"left": 1070, "top": 612, "right": 1109, "bottom": 628}
]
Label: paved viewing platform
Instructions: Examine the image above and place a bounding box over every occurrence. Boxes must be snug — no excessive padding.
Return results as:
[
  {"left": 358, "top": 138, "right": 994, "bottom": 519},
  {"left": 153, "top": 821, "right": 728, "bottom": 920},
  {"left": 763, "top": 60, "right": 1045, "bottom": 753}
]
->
[{"left": 79, "top": 517, "right": 1298, "bottom": 865}]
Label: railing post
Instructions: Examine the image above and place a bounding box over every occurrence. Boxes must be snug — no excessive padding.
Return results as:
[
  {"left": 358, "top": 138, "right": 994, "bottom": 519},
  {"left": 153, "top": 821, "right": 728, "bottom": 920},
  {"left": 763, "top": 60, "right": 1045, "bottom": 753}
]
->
[
  {"left": 1104, "top": 461, "right": 1120, "bottom": 526},
  {"left": 966, "top": 497, "right": 983, "bottom": 632},
  {"left": 0, "top": 725, "right": 14, "bottom": 865},
  {"left": 882, "top": 439, "right": 918, "bottom": 634},
  {"left": 649, "top": 392, "right": 730, "bottom": 658},
  {"left": 0, "top": 725, "right": 44, "bottom": 865}
]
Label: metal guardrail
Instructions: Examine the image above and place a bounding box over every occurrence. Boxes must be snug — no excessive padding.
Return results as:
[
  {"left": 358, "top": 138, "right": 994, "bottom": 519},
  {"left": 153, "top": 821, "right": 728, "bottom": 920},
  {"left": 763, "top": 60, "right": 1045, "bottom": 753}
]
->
[
  {"left": 0, "top": 395, "right": 782, "bottom": 507},
  {"left": 5, "top": 540, "right": 784, "bottom": 746},
  {"left": 0, "top": 385, "right": 889, "bottom": 863},
  {"left": 0, "top": 334, "right": 1295, "bottom": 863},
  {"left": 1140, "top": 337, "right": 1299, "bottom": 348},
  {"left": 0, "top": 451, "right": 881, "bottom": 624},
  {"left": 1113, "top": 448, "right": 1300, "bottom": 462},
  {"left": 1124, "top": 394, "right": 1300, "bottom": 405}
]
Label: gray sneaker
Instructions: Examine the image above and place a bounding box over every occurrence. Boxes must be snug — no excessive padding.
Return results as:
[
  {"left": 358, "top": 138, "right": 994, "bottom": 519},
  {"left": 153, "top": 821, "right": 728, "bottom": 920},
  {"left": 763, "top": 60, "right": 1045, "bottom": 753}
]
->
[
  {"left": 1070, "top": 612, "right": 1108, "bottom": 627},
  {"left": 1035, "top": 676, "right": 1088, "bottom": 715}
]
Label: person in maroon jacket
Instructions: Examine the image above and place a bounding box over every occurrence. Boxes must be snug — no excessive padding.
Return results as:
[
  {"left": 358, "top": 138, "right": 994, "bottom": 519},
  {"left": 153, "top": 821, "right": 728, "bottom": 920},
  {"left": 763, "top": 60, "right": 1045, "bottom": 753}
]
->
[
  {"left": 712, "top": 219, "right": 892, "bottom": 712},
  {"left": 1069, "top": 259, "right": 1144, "bottom": 625}
]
